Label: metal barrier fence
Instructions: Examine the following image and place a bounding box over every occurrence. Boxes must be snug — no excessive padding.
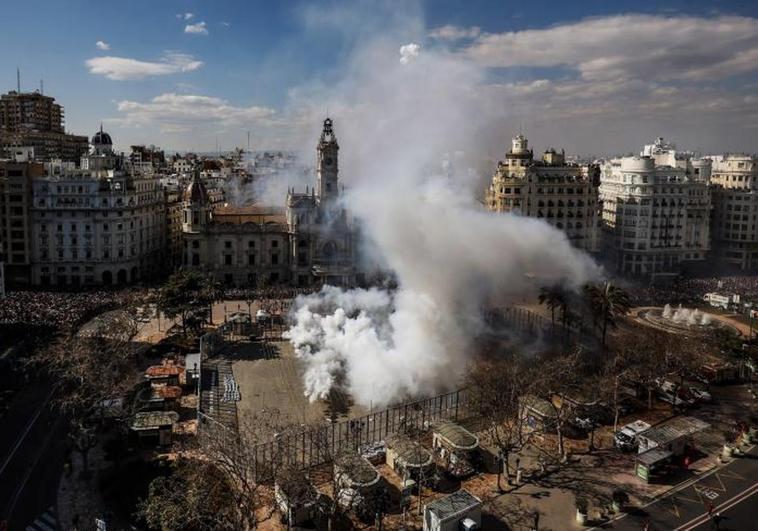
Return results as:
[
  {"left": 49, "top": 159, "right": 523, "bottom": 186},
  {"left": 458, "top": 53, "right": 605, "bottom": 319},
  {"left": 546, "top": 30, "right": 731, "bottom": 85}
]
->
[
  {"left": 485, "top": 305, "right": 594, "bottom": 344},
  {"left": 251, "top": 388, "right": 468, "bottom": 478}
]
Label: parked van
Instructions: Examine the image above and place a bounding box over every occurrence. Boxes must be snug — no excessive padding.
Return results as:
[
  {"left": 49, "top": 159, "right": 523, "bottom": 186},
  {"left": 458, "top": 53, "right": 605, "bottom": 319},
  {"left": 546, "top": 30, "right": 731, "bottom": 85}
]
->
[{"left": 614, "top": 420, "right": 651, "bottom": 452}]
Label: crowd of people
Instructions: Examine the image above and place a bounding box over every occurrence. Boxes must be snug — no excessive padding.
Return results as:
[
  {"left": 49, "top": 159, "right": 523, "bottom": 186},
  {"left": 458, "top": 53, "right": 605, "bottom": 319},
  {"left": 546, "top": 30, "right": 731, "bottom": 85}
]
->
[
  {"left": 222, "top": 286, "right": 320, "bottom": 301},
  {"left": 0, "top": 290, "right": 131, "bottom": 330},
  {"left": 629, "top": 275, "right": 758, "bottom": 306}
]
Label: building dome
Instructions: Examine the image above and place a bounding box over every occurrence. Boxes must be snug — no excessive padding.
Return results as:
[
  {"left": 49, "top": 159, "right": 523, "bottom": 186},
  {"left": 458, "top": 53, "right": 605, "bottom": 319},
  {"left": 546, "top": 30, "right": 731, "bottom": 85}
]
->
[
  {"left": 92, "top": 128, "right": 113, "bottom": 146},
  {"left": 183, "top": 177, "right": 209, "bottom": 205}
]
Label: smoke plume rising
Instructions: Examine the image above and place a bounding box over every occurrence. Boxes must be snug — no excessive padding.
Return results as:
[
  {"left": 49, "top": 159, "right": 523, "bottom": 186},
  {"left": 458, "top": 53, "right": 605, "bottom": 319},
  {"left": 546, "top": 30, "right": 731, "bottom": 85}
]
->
[{"left": 285, "top": 5, "right": 600, "bottom": 408}]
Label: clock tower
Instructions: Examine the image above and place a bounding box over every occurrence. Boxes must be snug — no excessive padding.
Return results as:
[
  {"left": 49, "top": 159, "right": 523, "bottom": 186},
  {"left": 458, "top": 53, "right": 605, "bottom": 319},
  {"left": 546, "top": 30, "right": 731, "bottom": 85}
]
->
[{"left": 316, "top": 117, "right": 339, "bottom": 204}]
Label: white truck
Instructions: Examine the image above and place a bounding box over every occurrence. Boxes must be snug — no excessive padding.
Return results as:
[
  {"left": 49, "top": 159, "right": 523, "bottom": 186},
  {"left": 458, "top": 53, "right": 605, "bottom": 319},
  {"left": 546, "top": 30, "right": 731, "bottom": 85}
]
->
[{"left": 614, "top": 420, "right": 651, "bottom": 452}]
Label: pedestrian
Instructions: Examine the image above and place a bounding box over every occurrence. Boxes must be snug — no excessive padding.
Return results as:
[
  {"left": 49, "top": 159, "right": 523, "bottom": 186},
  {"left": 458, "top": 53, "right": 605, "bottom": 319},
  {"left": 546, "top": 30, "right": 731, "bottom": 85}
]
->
[
  {"left": 712, "top": 512, "right": 721, "bottom": 530},
  {"left": 707, "top": 501, "right": 715, "bottom": 517},
  {"left": 643, "top": 518, "right": 651, "bottom": 531}
]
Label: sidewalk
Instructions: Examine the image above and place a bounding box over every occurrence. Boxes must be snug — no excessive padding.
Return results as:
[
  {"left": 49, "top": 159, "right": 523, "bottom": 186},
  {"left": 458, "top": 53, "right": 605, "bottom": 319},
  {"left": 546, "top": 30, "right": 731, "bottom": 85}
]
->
[{"left": 57, "top": 444, "right": 109, "bottom": 531}]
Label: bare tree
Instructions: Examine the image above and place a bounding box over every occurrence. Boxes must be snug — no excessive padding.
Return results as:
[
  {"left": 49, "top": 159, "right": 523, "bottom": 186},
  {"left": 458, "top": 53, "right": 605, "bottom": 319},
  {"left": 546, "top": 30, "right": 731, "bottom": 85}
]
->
[
  {"left": 196, "top": 409, "right": 299, "bottom": 530},
  {"left": 466, "top": 356, "right": 530, "bottom": 489},
  {"left": 532, "top": 348, "right": 585, "bottom": 460},
  {"left": 138, "top": 458, "right": 241, "bottom": 531},
  {"left": 33, "top": 307, "right": 142, "bottom": 477}
]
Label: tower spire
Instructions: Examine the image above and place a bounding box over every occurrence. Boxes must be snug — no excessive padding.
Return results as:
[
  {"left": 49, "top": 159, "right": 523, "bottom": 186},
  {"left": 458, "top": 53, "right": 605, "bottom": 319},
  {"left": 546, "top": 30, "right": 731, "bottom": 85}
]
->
[{"left": 16, "top": 67, "right": 20, "bottom": 93}]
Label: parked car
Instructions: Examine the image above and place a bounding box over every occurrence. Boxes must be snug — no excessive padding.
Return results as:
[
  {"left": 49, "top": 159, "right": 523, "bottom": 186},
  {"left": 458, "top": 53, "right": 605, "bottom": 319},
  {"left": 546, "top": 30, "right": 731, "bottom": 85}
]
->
[
  {"left": 657, "top": 390, "right": 688, "bottom": 407},
  {"left": 688, "top": 386, "right": 712, "bottom": 403},
  {"left": 655, "top": 378, "right": 677, "bottom": 394},
  {"left": 572, "top": 415, "right": 597, "bottom": 431}
]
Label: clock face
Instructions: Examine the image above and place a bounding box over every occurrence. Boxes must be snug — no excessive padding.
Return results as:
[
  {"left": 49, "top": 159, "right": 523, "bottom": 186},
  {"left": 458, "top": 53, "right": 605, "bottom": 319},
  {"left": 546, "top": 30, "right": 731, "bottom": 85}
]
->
[{"left": 324, "top": 157, "right": 334, "bottom": 166}]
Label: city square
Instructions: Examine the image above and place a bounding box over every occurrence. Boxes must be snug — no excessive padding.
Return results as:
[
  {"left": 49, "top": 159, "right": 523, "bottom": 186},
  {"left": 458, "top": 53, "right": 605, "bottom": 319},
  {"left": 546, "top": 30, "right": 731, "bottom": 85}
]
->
[{"left": 1, "top": 2, "right": 758, "bottom": 531}]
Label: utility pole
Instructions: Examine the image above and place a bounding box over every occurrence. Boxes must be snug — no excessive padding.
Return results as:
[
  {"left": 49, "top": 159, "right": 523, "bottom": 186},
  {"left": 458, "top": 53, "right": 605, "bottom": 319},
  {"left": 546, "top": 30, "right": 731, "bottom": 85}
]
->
[{"left": 16, "top": 67, "right": 21, "bottom": 92}]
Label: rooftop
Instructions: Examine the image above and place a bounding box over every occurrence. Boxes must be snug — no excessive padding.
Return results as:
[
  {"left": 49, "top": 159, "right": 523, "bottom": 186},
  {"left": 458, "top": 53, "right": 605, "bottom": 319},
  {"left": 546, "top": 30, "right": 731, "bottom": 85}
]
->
[
  {"left": 129, "top": 411, "right": 179, "bottom": 431},
  {"left": 212, "top": 204, "right": 286, "bottom": 225},
  {"left": 386, "top": 434, "right": 433, "bottom": 468},
  {"left": 145, "top": 364, "right": 184, "bottom": 378},
  {"left": 334, "top": 450, "right": 381, "bottom": 487},
  {"left": 520, "top": 395, "right": 557, "bottom": 418},
  {"left": 639, "top": 416, "right": 710, "bottom": 446},
  {"left": 434, "top": 421, "right": 479, "bottom": 450},
  {"left": 425, "top": 489, "right": 481, "bottom": 519},
  {"left": 276, "top": 469, "right": 318, "bottom": 505}
]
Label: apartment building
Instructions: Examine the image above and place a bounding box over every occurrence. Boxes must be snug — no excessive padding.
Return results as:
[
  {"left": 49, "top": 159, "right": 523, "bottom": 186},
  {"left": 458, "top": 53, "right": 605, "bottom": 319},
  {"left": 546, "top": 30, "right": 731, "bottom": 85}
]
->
[
  {"left": 709, "top": 154, "right": 758, "bottom": 270},
  {"left": 0, "top": 90, "right": 88, "bottom": 162},
  {"left": 485, "top": 134, "right": 602, "bottom": 253},
  {"left": 600, "top": 139, "right": 711, "bottom": 279}
]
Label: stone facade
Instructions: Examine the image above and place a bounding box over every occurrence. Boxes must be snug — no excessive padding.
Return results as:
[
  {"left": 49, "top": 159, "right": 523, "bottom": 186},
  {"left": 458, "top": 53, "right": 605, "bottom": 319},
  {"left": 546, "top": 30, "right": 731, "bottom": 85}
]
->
[
  {"left": 600, "top": 139, "right": 711, "bottom": 279},
  {"left": 182, "top": 118, "right": 358, "bottom": 288},
  {"left": 0, "top": 156, "right": 44, "bottom": 285},
  {"left": 486, "top": 134, "right": 601, "bottom": 253},
  {"left": 709, "top": 154, "right": 758, "bottom": 270},
  {"left": 28, "top": 130, "right": 167, "bottom": 286}
]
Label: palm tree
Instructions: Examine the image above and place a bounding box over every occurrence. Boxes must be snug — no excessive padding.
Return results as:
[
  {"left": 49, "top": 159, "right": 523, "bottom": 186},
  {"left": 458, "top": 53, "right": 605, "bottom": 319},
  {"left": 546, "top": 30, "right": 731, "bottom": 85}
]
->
[
  {"left": 584, "top": 281, "right": 631, "bottom": 348},
  {"left": 539, "top": 285, "right": 567, "bottom": 330}
]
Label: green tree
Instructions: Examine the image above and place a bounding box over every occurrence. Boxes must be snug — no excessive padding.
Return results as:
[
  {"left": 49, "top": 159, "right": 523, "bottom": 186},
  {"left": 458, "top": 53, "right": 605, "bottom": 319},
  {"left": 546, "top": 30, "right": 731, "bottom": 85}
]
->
[
  {"left": 584, "top": 281, "right": 631, "bottom": 348},
  {"left": 539, "top": 285, "right": 567, "bottom": 329},
  {"left": 156, "top": 270, "right": 222, "bottom": 336}
]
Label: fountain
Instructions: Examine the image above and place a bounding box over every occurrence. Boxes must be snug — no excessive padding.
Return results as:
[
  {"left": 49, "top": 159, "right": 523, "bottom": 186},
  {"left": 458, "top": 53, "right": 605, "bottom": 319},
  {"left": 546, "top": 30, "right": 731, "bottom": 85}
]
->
[
  {"left": 666, "top": 304, "right": 710, "bottom": 327},
  {"left": 635, "top": 303, "right": 738, "bottom": 336}
]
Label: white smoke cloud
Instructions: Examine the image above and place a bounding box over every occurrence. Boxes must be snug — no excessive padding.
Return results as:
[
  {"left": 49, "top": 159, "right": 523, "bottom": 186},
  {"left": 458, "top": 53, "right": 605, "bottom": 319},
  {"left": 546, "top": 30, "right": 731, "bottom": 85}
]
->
[
  {"left": 399, "top": 42, "right": 421, "bottom": 65},
  {"left": 284, "top": 11, "right": 600, "bottom": 409}
]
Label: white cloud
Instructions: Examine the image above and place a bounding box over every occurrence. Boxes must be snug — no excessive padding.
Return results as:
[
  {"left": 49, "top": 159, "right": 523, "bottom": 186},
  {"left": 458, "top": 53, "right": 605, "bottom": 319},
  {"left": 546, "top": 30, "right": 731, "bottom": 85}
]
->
[
  {"left": 463, "top": 14, "right": 758, "bottom": 82},
  {"left": 95, "top": 40, "right": 110, "bottom": 51},
  {"left": 399, "top": 43, "right": 421, "bottom": 65},
  {"left": 86, "top": 52, "right": 204, "bottom": 80},
  {"left": 177, "top": 12, "right": 194, "bottom": 20},
  {"left": 184, "top": 21, "right": 208, "bottom": 35},
  {"left": 115, "top": 93, "right": 276, "bottom": 132},
  {"left": 428, "top": 25, "right": 481, "bottom": 41}
]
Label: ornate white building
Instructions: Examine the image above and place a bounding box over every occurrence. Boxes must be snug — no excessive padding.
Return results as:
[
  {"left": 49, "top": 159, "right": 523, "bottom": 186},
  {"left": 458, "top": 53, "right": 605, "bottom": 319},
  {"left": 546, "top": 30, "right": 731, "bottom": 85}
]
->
[
  {"left": 182, "top": 118, "right": 358, "bottom": 287},
  {"left": 709, "top": 154, "right": 758, "bottom": 270},
  {"left": 485, "top": 134, "right": 601, "bottom": 253},
  {"left": 600, "top": 139, "right": 712, "bottom": 279},
  {"left": 29, "top": 129, "right": 167, "bottom": 285}
]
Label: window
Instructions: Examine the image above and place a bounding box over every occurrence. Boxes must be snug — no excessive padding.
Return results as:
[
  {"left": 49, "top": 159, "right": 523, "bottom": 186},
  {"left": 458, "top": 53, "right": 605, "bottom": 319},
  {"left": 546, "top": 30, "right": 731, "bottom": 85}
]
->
[
  {"left": 271, "top": 253, "right": 279, "bottom": 266},
  {"left": 224, "top": 254, "right": 232, "bottom": 265},
  {"left": 225, "top": 241, "right": 232, "bottom": 249},
  {"left": 192, "top": 253, "right": 200, "bottom": 265},
  {"left": 248, "top": 255, "right": 255, "bottom": 265},
  {"left": 272, "top": 240, "right": 279, "bottom": 248}
]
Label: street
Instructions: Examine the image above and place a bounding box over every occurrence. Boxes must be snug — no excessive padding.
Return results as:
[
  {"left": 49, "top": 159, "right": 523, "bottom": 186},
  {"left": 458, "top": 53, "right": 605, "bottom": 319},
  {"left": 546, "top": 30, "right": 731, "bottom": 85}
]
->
[
  {"left": 605, "top": 445, "right": 758, "bottom": 530},
  {"left": 0, "top": 378, "right": 67, "bottom": 530}
]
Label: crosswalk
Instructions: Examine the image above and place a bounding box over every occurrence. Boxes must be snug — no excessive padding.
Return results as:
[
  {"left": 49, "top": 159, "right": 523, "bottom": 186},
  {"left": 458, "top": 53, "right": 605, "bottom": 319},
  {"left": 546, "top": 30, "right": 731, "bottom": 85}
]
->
[{"left": 25, "top": 507, "right": 58, "bottom": 531}]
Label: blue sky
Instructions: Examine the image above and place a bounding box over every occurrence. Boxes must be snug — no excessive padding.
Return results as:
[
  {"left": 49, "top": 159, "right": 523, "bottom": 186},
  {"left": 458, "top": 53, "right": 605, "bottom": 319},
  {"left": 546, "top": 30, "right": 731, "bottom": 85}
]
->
[{"left": 2, "top": 0, "right": 758, "bottom": 154}]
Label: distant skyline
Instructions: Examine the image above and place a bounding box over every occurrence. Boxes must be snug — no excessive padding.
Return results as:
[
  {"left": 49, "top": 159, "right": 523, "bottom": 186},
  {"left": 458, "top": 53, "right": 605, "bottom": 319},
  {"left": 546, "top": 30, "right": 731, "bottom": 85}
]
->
[{"left": 2, "top": 0, "right": 758, "bottom": 156}]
